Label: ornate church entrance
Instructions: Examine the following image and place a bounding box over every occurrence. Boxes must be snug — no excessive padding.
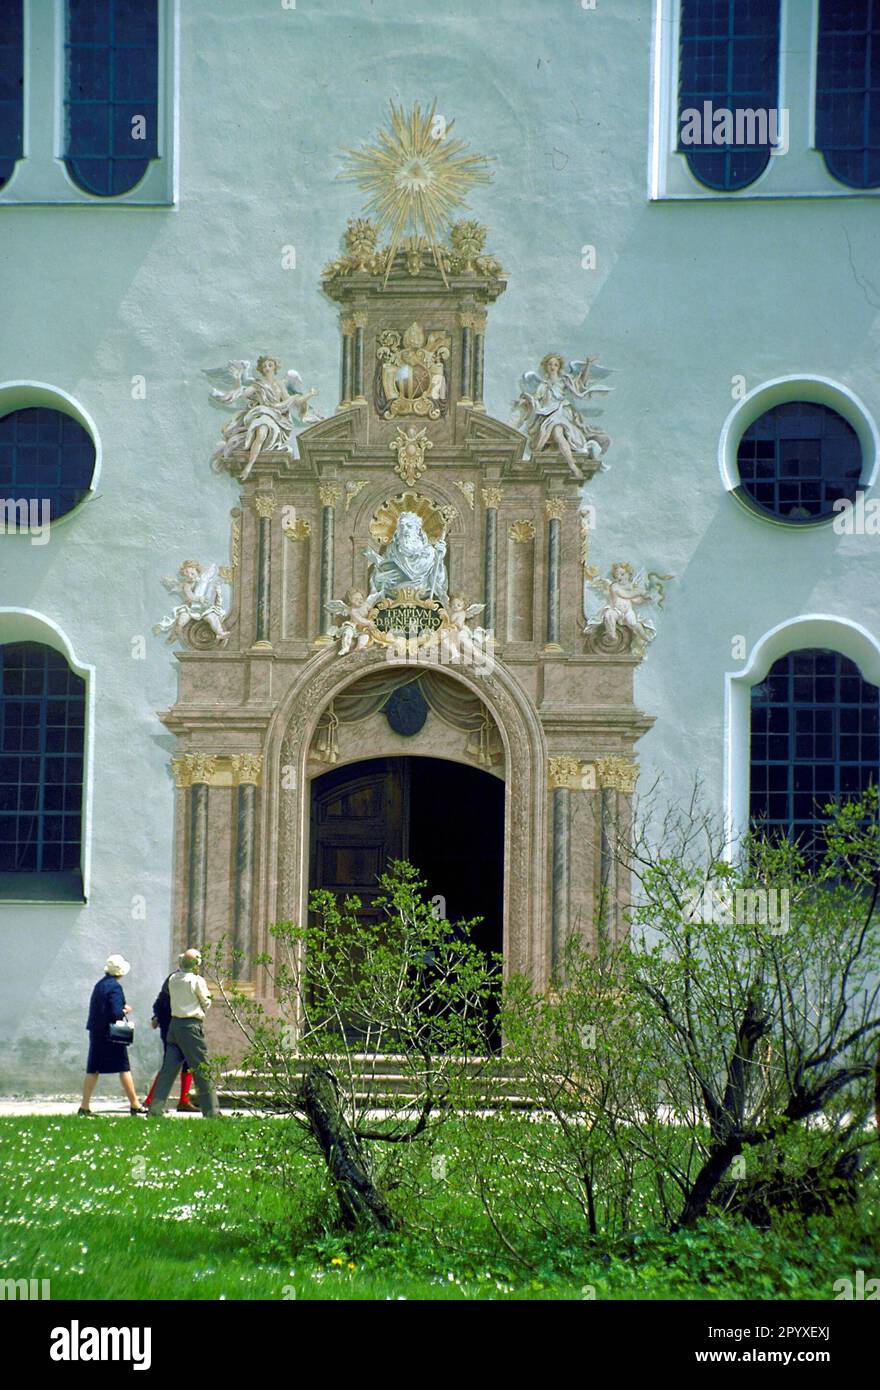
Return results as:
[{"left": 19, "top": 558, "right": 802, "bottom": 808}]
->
[
  {"left": 160, "top": 106, "right": 652, "bottom": 1029},
  {"left": 310, "top": 755, "right": 504, "bottom": 962}
]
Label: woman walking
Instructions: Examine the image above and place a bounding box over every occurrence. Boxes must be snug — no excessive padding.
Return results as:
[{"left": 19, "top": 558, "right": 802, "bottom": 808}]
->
[{"left": 79, "top": 954, "right": 147, "bottom": 1116}]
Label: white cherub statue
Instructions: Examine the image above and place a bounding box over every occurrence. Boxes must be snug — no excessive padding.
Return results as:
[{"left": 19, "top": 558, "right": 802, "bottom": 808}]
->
[
  {"left": 584, "top": 562, "right": 672, "bottom": 653},
  {"left": 441, "top": 596, "right": 490, "bottom": 663},
  {"left": 325, "top": 587, "right": 381, "bottom": 654},
  {"left": 205, "top": 356, "right": 324, "bottom": 481},
  {"left": 511, "top": 352, "right": 614, "bottom": 479},
  {"left": 154, "top": 561, "right": 231, "bottom": 647}
]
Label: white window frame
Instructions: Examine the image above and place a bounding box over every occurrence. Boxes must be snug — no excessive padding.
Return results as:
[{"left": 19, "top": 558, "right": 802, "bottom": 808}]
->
[
  {"left": 0, "top": 379, "right": 102, "bottom": 531},
  {"left": 724, "top": 617, "right": 880, "bottom": 856},
  {"left": 649, "top": 0, "right": 879, "bottom": 200},
  {"left": 0, "top": 0, "right": 178, "bottom": 207},
  {"left": 0, "top": 609, "right": 95, "bottom": 902},
  {"left": 718, "top": 375, "right": 880, "bottom": 528}
]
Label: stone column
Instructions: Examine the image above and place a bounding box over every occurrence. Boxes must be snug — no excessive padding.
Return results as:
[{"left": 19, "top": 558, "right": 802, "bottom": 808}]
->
[
  {"left": 253, "top": 493, "right": 276, "bottom": 649},
  {"left": 352, "top": 312, "right": 367, "bottom": 404},
  {"left": 544, "top": 497, "right": 567, "bottom": 651},
  {"left": 459, "top": 311, "right": 475, "bottom": 405},
  {"left": 472, "top": 312, "right": 487, "bottom": 410},
  {"left": 173, "top": 753, "right": 217, "bottom": 949},
  {"left": 231, "top": 753, "right": 262, "bottom": 982},
  {"left": 549, "top": 757, "right": 582, "bottom": 980},
  {"left": 316, "top": 482, "right": 342, "bottom": 643},
  {"left": 595, "top": 756, "right": 640, "bottom": 945},
  {"left": 481, "top": 487, "right": 502, "bottom": 633},
  {"left": 339, "top": 317, "right": 354, "bottom": 408}
]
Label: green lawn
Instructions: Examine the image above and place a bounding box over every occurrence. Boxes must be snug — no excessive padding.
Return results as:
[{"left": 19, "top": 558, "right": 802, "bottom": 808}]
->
[{"left": 0, "top": 1116, "right": 876, "bottom": 1300}]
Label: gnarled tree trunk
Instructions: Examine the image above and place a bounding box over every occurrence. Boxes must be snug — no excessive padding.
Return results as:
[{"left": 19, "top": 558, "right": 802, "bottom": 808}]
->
[{"left": 301, "top": 1066, "right": 397, "bottom": 1233}]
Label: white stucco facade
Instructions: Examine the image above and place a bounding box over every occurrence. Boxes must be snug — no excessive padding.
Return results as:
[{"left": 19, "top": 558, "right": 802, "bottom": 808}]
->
[{"left": 1, "top": 0, "right": 877, "bottom": 1090}]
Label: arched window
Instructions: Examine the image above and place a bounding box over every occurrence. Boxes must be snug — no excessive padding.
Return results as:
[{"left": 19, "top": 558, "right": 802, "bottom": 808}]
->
[
  {"left": 0, "top": 407, "right": 96, "bottom": 524},
  {"left": 64, "top": 0, "right": 159, "bottom": 197},
  {"left": 678, "top": 0, "right": 781, "bottom": 191},
  {"left": 736, "top": 401, "right": 862, "bottom": 521},
  {"left": 0, "top": 1, "right": 23, "bottom": 190},
  {"left": 816, "top": 0, "right": 880, "bottom": 190},
  {"left": 0, "top": 642, "right": 85, "bottom": 900},
  {"left": 750, "top": 649, "right": 879, "bottom": 852}
]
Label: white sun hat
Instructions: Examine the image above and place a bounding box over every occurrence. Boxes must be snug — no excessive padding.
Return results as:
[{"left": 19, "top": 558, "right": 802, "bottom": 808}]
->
[{"left": 104, "top": 954, "right": 131, "bottom": 977}]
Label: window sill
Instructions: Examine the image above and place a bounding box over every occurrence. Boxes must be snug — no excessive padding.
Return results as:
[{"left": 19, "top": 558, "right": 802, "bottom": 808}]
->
[{"left": 0, "top": 871, "right": 85, "bottom": 904}]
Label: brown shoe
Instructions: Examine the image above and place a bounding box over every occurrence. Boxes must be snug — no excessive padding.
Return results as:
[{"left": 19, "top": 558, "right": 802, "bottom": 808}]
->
[{"left": 176, "top": 1100, "right": 199, "bottom": 1112}]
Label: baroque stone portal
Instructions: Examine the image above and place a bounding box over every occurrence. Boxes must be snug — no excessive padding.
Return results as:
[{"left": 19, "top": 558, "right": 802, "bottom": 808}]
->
[{"left": 157, "top": 105, "right": 667, "bottom": 1038}]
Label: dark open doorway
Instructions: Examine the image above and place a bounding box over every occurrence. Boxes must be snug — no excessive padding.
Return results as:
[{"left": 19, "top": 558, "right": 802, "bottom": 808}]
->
[{"left": 309, "top": 756, "right": 504, "bottom": 1040}]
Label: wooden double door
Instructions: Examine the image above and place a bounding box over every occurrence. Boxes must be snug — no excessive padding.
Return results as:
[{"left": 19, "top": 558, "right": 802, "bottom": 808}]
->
[{"left": 309, "top": 756, "right": 504, "bottom": 1031}]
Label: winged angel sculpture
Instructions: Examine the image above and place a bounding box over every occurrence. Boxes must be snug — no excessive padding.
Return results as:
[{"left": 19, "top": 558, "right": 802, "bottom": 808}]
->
[
  {"left": 153, "top": 561, "right": 231, "bottom": 649},
  {"left": 325, "top": 587, "right": 382, "bottom": 654},
  {"left": 584, "top": 562, "right": 672, "bottom": 655},
  {"left": 205, "top": 356, "right": 323, "bottom": 481},
  {"left": 511, "top": 353, "right": 613, "bottom": 479}
]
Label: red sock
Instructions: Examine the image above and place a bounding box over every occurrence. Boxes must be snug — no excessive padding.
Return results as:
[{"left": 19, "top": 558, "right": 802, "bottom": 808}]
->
[
  {"left": 180, "top": 1069, "right": 193, "bottom": 1105},
  {"left": 144, "top": 1074, "right": 158, "bottom": 1107}
]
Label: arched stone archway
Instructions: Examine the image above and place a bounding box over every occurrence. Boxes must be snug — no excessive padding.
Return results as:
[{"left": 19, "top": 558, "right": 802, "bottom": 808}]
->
[{"left": 262, "top": 646, "right": 549, "bottom": 985}]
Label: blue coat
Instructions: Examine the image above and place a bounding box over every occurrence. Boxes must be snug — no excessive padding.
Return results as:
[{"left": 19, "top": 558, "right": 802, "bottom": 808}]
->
[
  {"left": 85, "top": 975, "right": 129, "bottom": 1074},
  {"left": 152, "top": 976, "right": 172, "bottom": 1043},
  {"left": 86, "top": 975, "right": 126, "bottom": 1032}
]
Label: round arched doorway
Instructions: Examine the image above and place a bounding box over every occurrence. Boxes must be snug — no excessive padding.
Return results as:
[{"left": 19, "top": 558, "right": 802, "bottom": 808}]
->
[{"left": 309, "top": 755, "right": 504, "bottom": 1042}]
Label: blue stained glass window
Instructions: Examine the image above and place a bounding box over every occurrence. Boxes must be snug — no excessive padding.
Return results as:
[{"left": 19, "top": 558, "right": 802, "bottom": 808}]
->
[
  {"left": 736, "top": 401, "right": 861, "bottom": 521},
  {"left": 816, "top": 0, "right": 880, "bottom": 189},
  {"left": 678, "top": 0, "right": 781, "bottom": 190},
  {"left": 65, "top": 0, "right": 159, "bottom": 197},
  {"left": 0, "top": 643, "right": 85, "bottom": 895},
  {"left": 0, "top": 1, "right": 24, "bottom": 190},
  {"left": 0, "top": 408, "right": 96, "bottom": 523},
  {"left": 750, "top": 650, "right": 879, "bottom": 856}
]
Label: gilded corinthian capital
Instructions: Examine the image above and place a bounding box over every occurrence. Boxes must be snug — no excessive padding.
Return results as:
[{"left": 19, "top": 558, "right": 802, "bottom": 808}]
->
[
  {"left": 231, "top": 753, "right": 263, "bottom": 787},
  {"left": 595, "top": 756, "right": 640, "bottom": 792},
  {"left": 172, "top": 753, "right": 218, "bottom": 788},
  {"left": 318, "top": 483, "right": 343, "bottom": 508},
  {"left": 253, "top": 493, "right": 277, "bottom": 520},
  {"left": 481, "top": 486, "right": 503, "bottom": 509},
  {"left": 548, "top": 756, "right": 582, "bottom": 790},
  {"left": 544, "top": 497, "right": 568, "bottom": 521}
]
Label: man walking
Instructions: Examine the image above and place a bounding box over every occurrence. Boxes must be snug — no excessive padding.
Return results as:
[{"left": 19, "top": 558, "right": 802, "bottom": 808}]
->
[
  {"left": 146, "top": 948, "right": 221, "bottom": 1118},
  {"left": 143, "top": 971, "right": 197, "bottom": 1112}
]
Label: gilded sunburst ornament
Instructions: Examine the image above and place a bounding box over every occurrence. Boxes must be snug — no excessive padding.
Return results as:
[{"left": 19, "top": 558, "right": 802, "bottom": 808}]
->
[{"left": 341, "top": 102, "right": 493, "bottom": 279}]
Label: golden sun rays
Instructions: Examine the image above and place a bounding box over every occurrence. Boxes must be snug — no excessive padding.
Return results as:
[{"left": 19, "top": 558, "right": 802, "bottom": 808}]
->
[{"left": 340, "top": 102, "right": 493, "bottom": 278}]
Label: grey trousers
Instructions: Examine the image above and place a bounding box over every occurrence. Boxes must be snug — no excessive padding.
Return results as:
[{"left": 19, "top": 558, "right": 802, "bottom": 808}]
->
[{"left": 149, "top": 1017, "right": 220, "bottom": 1116}]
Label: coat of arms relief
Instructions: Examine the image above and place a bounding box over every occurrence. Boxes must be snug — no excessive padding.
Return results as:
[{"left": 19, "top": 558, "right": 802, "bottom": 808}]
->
[{"left": 375, "top": 323, "right": 450, "bottom": 419}]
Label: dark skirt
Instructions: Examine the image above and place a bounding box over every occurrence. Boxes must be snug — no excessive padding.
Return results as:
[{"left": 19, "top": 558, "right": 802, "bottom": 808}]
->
[{"left": 86, "top": 1030, "right": 130, "bottom": 1074}]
